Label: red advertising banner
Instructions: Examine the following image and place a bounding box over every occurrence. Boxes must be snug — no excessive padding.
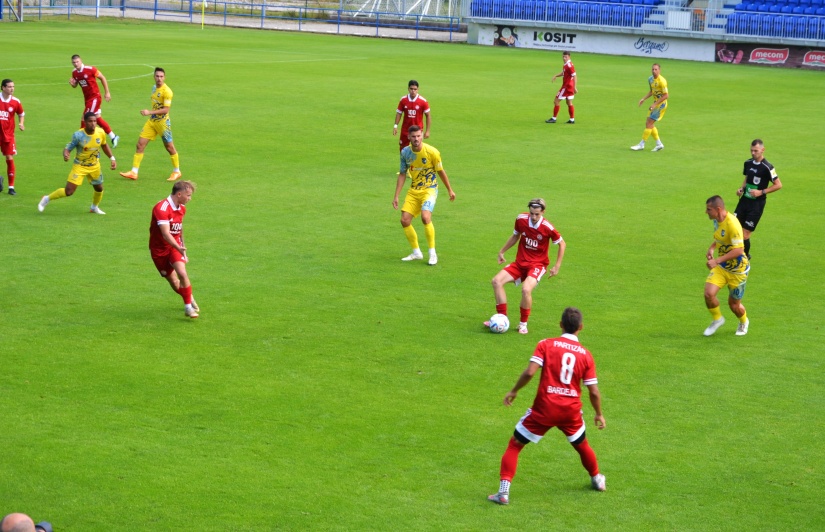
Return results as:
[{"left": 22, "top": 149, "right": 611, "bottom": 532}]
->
[{"left": 715, "top": 42, "right": 825, "bottom": 69}]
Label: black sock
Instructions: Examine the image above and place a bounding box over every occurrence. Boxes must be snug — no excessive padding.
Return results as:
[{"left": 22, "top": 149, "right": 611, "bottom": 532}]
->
[{"left": 744, "top": 238, "right": 751, "bottom": 257}]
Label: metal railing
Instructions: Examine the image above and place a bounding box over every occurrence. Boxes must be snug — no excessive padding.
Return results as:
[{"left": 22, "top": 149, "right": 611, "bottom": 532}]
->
[{"left": 9, "top": 0, "right": 464, "bottom": 40}]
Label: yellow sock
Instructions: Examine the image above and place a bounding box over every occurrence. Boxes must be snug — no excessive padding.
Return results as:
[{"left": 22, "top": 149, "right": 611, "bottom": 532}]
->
[
  {"left": 709, "top": 306, "right": 723, "bottom": 320},
  {"left": 92, "top": 190, "right": 104, "bottom": 207},
  {"left": 403, "top": 225, "right": 419, "bottom": 249},
  {"left": 424, "top": 222, "right": 435, "bottom": 249},
  {"left": 739, "top": 312, "right": 748, "bottom": 324},
  {"left": 651, "top": 127, "right": 659, "bottom": 141},
  {"left": 48, "top": 188, "right": 67, "bottom": 201},
  {"left": 171, "top": 153, "right": 180, "bottom": 170},
  {"left": 132, "top": 152, "right": 144, "bottom": 170},
  {"left": 642, "top": 128, "right": 652, "bottom": 141}
]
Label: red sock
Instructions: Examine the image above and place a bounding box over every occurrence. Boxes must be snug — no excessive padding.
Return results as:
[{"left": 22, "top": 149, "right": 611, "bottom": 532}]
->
[
  {"left": 500, "top": 437, "right": 525, "bottom": 482},
  {"left": 573, "top": 438, "right": 599, "bottom": 476},
  {"left": 495, "top": 303, "right": 507, "bottom": 316},
  {"left": 520, "top": 307, "right": 531, "bottom": 323},
  {"left": 553, "top": 105, "right": 560, "bottom": 118},
  {"left": 96, "top": 117, "right": 112, "bottom": 135},
  {"left": 569, "top": 105, "right": 575, "bottom": 119},
  {"left": 178, "top": 284, "right": 193, "bottom": 305},
  {"left": 6, "top": 159, "right": 14, "bottom": 187}
]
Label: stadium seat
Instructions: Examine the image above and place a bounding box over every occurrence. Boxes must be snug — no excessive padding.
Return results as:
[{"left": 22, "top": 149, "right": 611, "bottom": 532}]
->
[
  {"left": 805, "top": 14, "right": 818, "bottom": 35},
  {"left": 793, "top": 14, "right": 807, "bottom": 34},
  {"left": 756, "top": 13, "right": 774, "bottom": 35},
  {"left": 770, "top": 4, "right": 782, "bottom": 12},
  {"left": 757, "top": 3, "right": 771, "bottom": 11},
  {"left": 780, "top": 4, "right": 793, "bottom": 12},
  {"left": 771, "top": 12, "right": 785, "bottom": 32},
  {"left": 804, "top": 6, "right": 816, "bottom": 13},
  {"left": 817, "top": 6, "right": 825, "bottom": 14},
  {"left": 792, "top": 5, "right": 805, "bottom": 13},
  {"left": 545, "top": 0, "right": 557, "bottom": 20},
  {"left": 569, "top": 1, "right": 581, "bottom": 22},
  {"left": 726, "top": 11, "right": 739, "bottom": 31}
]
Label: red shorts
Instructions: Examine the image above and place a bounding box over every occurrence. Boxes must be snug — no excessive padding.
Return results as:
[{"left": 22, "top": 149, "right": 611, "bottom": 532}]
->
[
  {"left": 151, "top": 249, "right": 186, "bottom": 277},
  {"left": 0, "top": 139, "right": 17, "bottom": 157},
  {"left": 85, "top": 97, "right": 102, "bottom": 115},
  {"left": 515, "top": 407, "right": 585, "bottom": 444},
  {"left": 555, "top": 87, "right": 575, "bottom": 100},
  {"left": 503, "top": 262, "right": 547, "bottom": 285}
]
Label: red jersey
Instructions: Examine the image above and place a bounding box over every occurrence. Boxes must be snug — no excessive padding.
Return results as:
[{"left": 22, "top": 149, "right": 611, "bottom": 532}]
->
[
  {"left": 0, "top": 95, "right": 24, "bottom": 142},
  {"left": 513, "top": 214, "right": 563, "bottom": 268},
  {"left": 396, "top": 94, "right": 430, "bottom": 133},
  {"left": 149, "top": 196, "right": 186, "bottom": 256},
  {"left": 72, "top": 65, "right": 102, "bottom": 101},
  {"left": 529, "top": 333, "right": 597, "bottom": 424},
  {"left": 561, "top": 60, "right": 576, "bottom": 92}
]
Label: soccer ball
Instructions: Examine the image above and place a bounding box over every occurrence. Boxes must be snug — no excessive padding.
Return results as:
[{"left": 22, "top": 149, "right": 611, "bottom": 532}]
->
[{"left": 489, "top": 313, "right": 510, "bottom": 334}]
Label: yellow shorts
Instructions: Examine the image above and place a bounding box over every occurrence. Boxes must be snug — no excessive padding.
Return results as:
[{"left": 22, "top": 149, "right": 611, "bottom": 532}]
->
[
  {"left": 139, "top": 118, "right": 173, "bottom": 143},
  {"left": 67, "top": 164, "right": 103, "bottom": 186},
  {"left": 402, "top": 188, "right": 438, "bottom": 218},
  {"left": 706, "top": 266, "right": 748, "bottom": 300},
  {"left": 649, "top": 104, "right": 667, "bottom": 122}
]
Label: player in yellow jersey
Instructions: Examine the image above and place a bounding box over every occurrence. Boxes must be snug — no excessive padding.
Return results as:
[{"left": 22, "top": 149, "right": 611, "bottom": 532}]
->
[
  {"left": 120, "top": 67, "right": 182, "bottom": 182},
  {"left": 392, "top": 126, "right": 456, "bottom": 265},
  {"left": 38, "top": 113, "right": 116, "bottom": 214},
  {"left": 631, "top": 63, "right": 668, "bottom": 152},
  {"left": 703, "top": 195, "right": 750, "bottom": 337}
]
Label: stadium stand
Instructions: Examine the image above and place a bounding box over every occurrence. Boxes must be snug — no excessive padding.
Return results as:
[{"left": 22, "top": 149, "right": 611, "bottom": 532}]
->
[{"left": 469, "top": 0, "right": 825, "bottom": 41}]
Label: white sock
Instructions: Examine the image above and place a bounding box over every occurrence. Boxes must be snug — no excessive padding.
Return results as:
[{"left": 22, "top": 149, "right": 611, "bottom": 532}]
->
[{"left": 499, "top": 479, "right": 511, "bottom": 494}]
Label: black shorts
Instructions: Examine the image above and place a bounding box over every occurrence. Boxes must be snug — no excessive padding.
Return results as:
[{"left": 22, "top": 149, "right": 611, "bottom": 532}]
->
[{"left": 734, "top": 199, "right": 766, "bottom": 233}]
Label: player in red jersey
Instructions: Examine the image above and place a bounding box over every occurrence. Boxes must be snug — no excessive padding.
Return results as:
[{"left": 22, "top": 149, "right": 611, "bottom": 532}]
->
[
  {"left": 486, "top": 198, "right": 566, "bottom": 335},
  {"left": 546, "top": 51, "right": 577, "bottom": 124},
  {"left": 393, "top": 80, "right": 431, "bottom": 151},
  {"left": 150, "top": 180, "right": 199, "bottom": 318},
  {"left": 488, "top": 307, "right": 606, "bottom": 505},
  {"left": 69, "top": 55, "right": 119, "bottom": 148},
  {"left": 0, "top": 79, "right": 25, "bottom": 196}
]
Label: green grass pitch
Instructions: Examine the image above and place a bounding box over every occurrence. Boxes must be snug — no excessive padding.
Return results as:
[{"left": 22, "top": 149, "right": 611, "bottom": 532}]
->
[{"left": 1, "top": 18, "right": 824, "bottom": 530}]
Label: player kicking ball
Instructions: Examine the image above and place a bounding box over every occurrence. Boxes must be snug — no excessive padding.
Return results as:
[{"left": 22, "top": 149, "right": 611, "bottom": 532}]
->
[{"left": 485, "top": 198, "right": 565, "bottom": 335}]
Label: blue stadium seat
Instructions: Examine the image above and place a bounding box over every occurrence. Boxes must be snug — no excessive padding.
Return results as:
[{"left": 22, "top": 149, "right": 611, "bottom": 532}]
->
[
  {"left": 611, "top": 3, "right": 624, "bottom": 24},
  {"left": 567, "top": 2, "right": 581, "bottom": 22},
  {"left": 770, "top": 4, "right": 782, "bottom": 12},
  {"left": 804, "top": 6, "right": 816, "bottom": 13},
  {"left": 771, "top": 12, "right": 785, "bottom": 32},
  {"left": 793, "top": 14, "right": 807, "bottom": 35},
  {"left": 780, "top": 4, "right": 793, "bottom": 12},
  {"left": 759, "top": 12, "right": 773, "bottom": 33},
  {"left": 726, "top": 11, "right": 739, "bottom": 31},
  {"left": 805, "top": 14, "right": 818, "bottom": 35},
  {"left": 757, "top": 3, "right": 771, "bottom": 11},
  {"left": 813, "top": 0, "right": 824, "bottom": 7},
  {"left": 545, "top": 0, "right": 558, "bottom": 20},
  {"left": 579, "top": 3, "right": 594, "bottom": 23},
  {"left": 748, "top": 12, "right": 762, "bottom": 32},
  {"left": 792, "top": 5, "right": 805, "bottom": 13},
  {"left": 817, "top": 7, "right": 825, "bottom": 14}
]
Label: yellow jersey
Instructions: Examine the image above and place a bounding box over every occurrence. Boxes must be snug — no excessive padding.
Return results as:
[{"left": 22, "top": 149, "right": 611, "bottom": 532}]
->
[
  {"left": 399, "top": 142, "right": 443, "bottom": 191},
  {"left": 649, "top": 74, "right": 668, "bottom": 109},
  {"left": 65, "top": 127, "right": 108, "bottom": 167},
  {"left": 149, "top": 83, "right": 173, "bottom": 121},
  {"left": 714, "top": 212, "right": 749, "bottom": 274}
]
